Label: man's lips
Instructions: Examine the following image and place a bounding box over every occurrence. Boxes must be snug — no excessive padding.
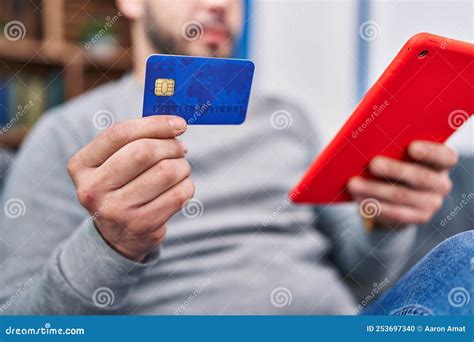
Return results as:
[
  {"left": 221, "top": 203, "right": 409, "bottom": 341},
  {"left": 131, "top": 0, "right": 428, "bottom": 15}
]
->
[{"left": 202, "top": 26, "right": 230, "bottom": 45}]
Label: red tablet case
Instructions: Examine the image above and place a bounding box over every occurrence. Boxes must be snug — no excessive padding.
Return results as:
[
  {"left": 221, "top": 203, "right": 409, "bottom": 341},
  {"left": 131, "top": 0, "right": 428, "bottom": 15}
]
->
[{"left": 290, "top": 33, "right": 474, "bottom": 204}]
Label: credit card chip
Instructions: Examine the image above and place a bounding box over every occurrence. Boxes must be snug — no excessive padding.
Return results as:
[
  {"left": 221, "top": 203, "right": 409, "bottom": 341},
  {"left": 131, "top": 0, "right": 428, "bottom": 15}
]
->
[{"left": 155, "top": 78, "right": 175, "bottom": 96}]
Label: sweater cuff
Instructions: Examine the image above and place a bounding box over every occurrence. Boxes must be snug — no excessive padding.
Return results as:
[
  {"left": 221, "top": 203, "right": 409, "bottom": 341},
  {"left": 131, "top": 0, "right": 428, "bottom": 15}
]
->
[
  {"left": 57, "top": 218, "right": 160, "bottom": 307},
  {"left": 367, "top": 224, "right": 417, "bottom": 252}
]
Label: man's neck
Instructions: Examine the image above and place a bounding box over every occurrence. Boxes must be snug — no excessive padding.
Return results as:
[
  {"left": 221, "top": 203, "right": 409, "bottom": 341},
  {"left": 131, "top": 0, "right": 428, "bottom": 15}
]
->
[{"left": 131, "top": 21, "right": 158, "bottom": 83}]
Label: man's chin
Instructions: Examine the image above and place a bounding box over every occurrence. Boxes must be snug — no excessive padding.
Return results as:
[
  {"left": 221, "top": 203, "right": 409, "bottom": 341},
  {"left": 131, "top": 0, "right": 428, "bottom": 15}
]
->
[{"left": 187, "top": 43, "right": 233, "bottom": 58}]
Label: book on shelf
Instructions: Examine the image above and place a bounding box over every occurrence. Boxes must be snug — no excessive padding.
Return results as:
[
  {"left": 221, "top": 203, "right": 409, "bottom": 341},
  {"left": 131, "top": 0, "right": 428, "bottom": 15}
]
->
[
  {"left": 0, "top": 72, "right": 64, "bottom": 130},
  {"left": 0, "top": 0, "right": 42, "bottom": 40}
]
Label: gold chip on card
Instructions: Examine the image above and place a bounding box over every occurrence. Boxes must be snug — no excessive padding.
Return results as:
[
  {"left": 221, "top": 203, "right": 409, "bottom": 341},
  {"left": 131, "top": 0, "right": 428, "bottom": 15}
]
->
[{"left": 155, "top": 78, "right": 175, "bottom": 96}]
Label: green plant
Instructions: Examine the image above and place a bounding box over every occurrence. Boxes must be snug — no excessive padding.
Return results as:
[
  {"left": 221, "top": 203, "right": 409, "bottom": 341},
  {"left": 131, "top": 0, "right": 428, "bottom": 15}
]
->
[{"left": 80, "top": 19, "right": 118, "bottom": 42}]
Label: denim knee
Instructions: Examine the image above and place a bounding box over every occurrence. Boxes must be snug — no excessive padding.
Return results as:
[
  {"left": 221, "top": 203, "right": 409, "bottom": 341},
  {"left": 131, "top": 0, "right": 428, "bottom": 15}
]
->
[
  {"left": 366, "top": 230, "right": 473, "bottom": 315},
  {"left": 428, "top": 230, "right": 473, "bottom": 263}
]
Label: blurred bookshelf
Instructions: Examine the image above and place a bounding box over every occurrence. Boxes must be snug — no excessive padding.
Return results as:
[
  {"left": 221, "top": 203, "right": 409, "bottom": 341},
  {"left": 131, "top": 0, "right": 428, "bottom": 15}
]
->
[{"left": 0, "top": 0, "right": 132, "bottom": 149}]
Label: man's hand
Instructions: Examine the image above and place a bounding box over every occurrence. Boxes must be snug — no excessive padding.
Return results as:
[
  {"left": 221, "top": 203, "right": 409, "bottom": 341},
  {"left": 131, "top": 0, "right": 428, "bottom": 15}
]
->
[
  {"left": 347, "top": 141, "right": 458, "bottom": 227},
  {"left": 68, "top": 116, "right": 194, "bottom": 262}
]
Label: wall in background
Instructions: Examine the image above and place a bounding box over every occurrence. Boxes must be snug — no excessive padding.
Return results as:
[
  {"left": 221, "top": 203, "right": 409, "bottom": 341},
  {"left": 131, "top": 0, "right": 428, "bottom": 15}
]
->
[
  {"left": 370, "top": 0, "right": 473, "bottom": 154},
  {"left": 250, "top": 0, "right": 473, "bottom": 154},
  {"left": 251, "top": 0, "right": 358, "bottom": 146}
]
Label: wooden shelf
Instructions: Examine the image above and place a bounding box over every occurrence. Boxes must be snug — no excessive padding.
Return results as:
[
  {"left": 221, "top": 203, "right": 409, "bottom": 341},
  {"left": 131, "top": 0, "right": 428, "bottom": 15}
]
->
[
  {"left": 0, "top": 38, "right": 66, "bottom": 66},
  {"left": 0, "top": 127, "right": 29, "bottom": 149},
  {"left": 0, "top": 0, "right": 131, "bottom": 149},
  {"left": 83, "top": 48, "right": 132, "bottom": 72},
  {"left": 0, "top": 39, "right": 131, "bottom": 91},
  {"left": 0, "top": 0, "right": 131, "bottom": 96}
]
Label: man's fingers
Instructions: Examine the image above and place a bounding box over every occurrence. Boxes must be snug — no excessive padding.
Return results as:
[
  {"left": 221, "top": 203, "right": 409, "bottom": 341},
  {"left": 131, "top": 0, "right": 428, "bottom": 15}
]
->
[
  {"left": 115, "top": 158, "right": 191, "bottom": 206},
  {"left": 133, "top": 177, "right": 195, "bottom": 234},
  {"left": 369, "top": 156, "right": 452, "bottom": 194},
  {"left": 71, "top": 116, "right": 187, "bottom": 168},
  {"left": 408, "top": 141, "right": 458, "bottom": 170},
  {"left": 374, "top": 201, "right": 433, "bottom": 226},
  {"left": 94, "top": 138, "right": 187, "bottom": 189},
  {"left": 348, "top": 177, "right": 443, "bottom": 210}
]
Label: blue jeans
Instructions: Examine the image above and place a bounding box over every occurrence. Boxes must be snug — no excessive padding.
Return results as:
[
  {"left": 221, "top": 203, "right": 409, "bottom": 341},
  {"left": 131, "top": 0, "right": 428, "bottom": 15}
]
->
[{"left": 362, "top": 230, "right": 473, "bottom": 315}]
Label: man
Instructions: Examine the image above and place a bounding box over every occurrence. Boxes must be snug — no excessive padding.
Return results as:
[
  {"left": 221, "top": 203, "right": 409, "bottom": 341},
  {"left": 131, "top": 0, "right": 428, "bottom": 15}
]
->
[{"left": 0, "top": 0, "right": 464, "bottom": 314}]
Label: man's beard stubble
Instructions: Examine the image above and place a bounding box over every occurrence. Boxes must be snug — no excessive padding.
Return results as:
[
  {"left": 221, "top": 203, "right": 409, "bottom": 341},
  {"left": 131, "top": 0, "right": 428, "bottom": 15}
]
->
[
  {"left": 142, "top": 2, "right": 231, "bottom": 57},
  {"left": 144, "top": 8, "right": 183, "bottom": 55}
]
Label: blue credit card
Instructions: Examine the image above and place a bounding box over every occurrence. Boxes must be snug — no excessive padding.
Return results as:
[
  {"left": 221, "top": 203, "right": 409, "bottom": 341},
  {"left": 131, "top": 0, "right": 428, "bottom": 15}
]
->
[{"left": 142, "top": 54, "right": 255, "bottom": 125}]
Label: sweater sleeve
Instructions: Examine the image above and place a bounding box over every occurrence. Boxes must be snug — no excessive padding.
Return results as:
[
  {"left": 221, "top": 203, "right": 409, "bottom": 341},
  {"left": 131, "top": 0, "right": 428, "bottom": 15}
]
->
[
  {"left": 0, "top": 113, "right": 158, "bottom": 314},
  {"left": 315, "top": 204, "right": 417, "bottom": 295}
]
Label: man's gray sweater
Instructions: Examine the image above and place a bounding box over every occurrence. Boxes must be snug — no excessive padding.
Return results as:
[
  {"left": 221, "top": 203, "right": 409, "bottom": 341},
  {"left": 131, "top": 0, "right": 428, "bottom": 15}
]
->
[{"left": 0, "top": 75, "right": 415, "bottom": 314}]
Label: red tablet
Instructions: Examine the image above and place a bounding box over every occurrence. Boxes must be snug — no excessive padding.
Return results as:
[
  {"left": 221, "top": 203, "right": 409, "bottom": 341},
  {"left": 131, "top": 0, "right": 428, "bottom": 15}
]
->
[{"left": 290, "top": 32, "right": 474, "bottom": 204}]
